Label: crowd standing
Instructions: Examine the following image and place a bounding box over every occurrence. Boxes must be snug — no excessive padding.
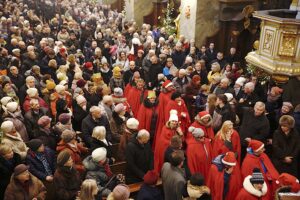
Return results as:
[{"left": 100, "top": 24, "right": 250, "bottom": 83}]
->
[{"left": 0, "top": 0, "right": 300, "bottom": 199}]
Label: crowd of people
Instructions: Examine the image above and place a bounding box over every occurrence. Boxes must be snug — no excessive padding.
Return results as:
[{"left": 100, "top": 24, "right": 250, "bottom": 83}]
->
[{"left": 1, "top": 0, "right": 300, "bottom": 200}]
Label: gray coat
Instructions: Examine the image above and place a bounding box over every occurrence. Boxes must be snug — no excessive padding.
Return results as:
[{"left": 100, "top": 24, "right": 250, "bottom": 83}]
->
[{"left": 161, "top": 162, "right": 186, "bottom": 200}]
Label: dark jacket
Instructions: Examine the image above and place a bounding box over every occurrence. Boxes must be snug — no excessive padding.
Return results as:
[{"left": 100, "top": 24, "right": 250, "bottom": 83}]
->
[
  {"left": 272, "top": 128, "right": 300, "bottom": 177},
  {"left": 72, "top": 102, "right": 88, "bottom": 131},
  {"left": 36, "top": 128, "right": 59, "bottom": 151},
  {"left": 0, "top": 153, "right": 22, "bottom": 200},
  {"left": 283, "top": 77, "right": 300, "bottom": 107},
  {"left": 125, "top": 136, "right": 154, "bottom": 184},
  {"left": 25, "top": 147, "right": 56, "bottom": 181},
  {"left": 137, "top": 184, "right": 164, "bottom": 200},
  {"left": 24, "top": 108, "right": 49, "bottom": 139},
  {"left": 171, "top": 50, "right": 186, "bottom": 68},
  {"left": 90, "top": 138, "right": 113, "bottom": 163},
  {"left": 53, "top": 166, "right": 81, "bottom": 200}
]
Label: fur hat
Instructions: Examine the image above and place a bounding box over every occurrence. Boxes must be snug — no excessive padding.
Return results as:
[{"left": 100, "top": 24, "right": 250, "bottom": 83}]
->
[
  {"left": 143, "top": 170, "right": 159, "bottom": 185},
  {"left": 92, "top": 147, "right": 107, "bottom": 162},
  {"left": 126, "top": 118, "right": 139, "bottom": 130},
  {"left": 26, "top": 139, "right": 43, "bottom": 151},
  {"left": 188, "top": 126, "right": 204, "bottom": 138},
  {"left": 114, "top": 103, "right": 125, "bottom": 113},
  {"left": 250, "top": 168, "right": 265, "bottom": 184},
  {"left": 61, "top": 130, "right": 75, "bottom": 143},
  {"left": 1, "top": 96, "right": 13, "bottom": 106},
  {"left": 14, "top": 164, "right": 29, "bottom": 177},
  {"left": 248, "top": 139, "right": 264, "bottom": 152},
  {"left": 1, "top": 121, "right": 14, "bottom": 133},
  {"left": 279, "top": 115, "right": 295, "bottom": 129},
  {"left": 58, "top": 113, "right": 71, "bottom": 124},
  {"left": 6, "top": 102, "right": 18, "bottom": 113},
  {"left": 113, "top": 87, "right": 124, "bottom": 97},
  {"left": 222, "top": 151, "right": 237, "bottom": 166},
  {"left": 26, "top": 88, "right": 38, "bottom": 98},
  {"left": 112, "top": 184, "right": 130, "bottom": 200},
  {"left": 37, "top": 116, "right": 52, "bottom": 127},
  {"left": 57, "top": 150, "right": 71, "bottom": 166}
]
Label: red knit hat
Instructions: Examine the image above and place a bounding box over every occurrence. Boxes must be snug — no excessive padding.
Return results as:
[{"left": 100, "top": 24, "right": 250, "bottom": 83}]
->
[
  {"left": 85, "top": 62, "right": 93, "bottom": 69},
  {"left": 248, "top": 139, "right": 264, "bottom": 152},
  {"left": 143, "top": 170, "right": 159, "bottom": 185},
  {"left": 197, "top": 111, "right": 210, "bottom": 119},
  {"left": 162, "top": 80, "right": 173, "bottom": 88},
  {"left": 276, "top": 173, "right": 300, "bottom": 192},
  {"left": 192, "top": 75, "right": 201, "bottom": 83},
  {"left": 222, "top": 152, "right": 236, "bottom": 166},
  {"left": 76, "top": 79, "right": 86, "bottom": 88}
]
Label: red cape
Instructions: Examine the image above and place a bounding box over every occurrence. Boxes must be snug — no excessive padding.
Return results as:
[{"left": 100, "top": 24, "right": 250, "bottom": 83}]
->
[
  {"left": 154, "top": 124, "right": 177, "bottom": 173},
  {"left": 212, "top": 130, "right": 241, "bottom": 164},
  {"left": 207, "top": 164, "right": 242, "bottom": 200},
  {"left": 124, "top": 83, "right": 133, "bottom": 98},
  {"left": 126, "top": 87, "right": 148, "bottom": 118},
  {"left": 235, "top": 188, "right": 268, "bottom": 200},
  {"left": 241, "top": 152, "right": 279, "bottom": 200},
  {"left": 186, "top": 137, "right": 212, "bottom": 180},
  {"left": 187, "top": 120, "right": 215, "bottom": 141},
  {"left": 165, "top": 100, "right": 191, "bottom": 133},
  {"left": 137, "top": 103, "right": 159, "bottom": 132}
]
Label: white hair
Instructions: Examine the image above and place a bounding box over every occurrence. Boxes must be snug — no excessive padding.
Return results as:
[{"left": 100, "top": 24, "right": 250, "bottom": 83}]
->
[
  {"left": 244, "top": 82, "right": 255, "bottom": 91},
  {"left": 255, "top": 101, "right": 265, "bottom": 109},
  {"left": 102, "top": 95, "right": 113, "bottom": 104},
  {"left": 137, "top": 129, "right": 150, "bottom": 138},
  {"left": 89, "top": 106, "right": 101, "bottom": 113},
  {"left": 26, "top": 76, "right": 35, "bottom": 83},
  {"left": 92, "top": 126, "right": 106, "bottom": 140}
]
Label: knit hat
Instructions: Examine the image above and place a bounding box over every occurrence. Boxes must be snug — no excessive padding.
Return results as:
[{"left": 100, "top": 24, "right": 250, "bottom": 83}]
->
[
  {"left": 92, "top": 147, "right": 107, "bottom": 162},
  {"left": 113, "top": 66, "right": 122, "bottom": 78},
  {"left": 59, "top": 113, "right": 71, "bottom": 124},
  {"left": 61, "top": 130, "right": 75, "bottom": 143},
  {"left": 113, "top": 184, "right": 130, "bottom": 200},
  {"left": 57, "top": 150, "right": 71, "bottom": 166},
  {"left": 1, "top": 96, "right": 13, "bottom": 106},
  {"left": 282, "top": 102, "right": 293, "bottom": 110},
  {"left": 1, "top": 121, "right": 14, "bottom": 133},
  {"left": 46, "top": 80, "right": 56, "bottom": 90},
  {"left": 76, "top": 79, "right": 86, "bottom": 88},
  {"left": 143, "top": 170, "right": 159, "bottom": 185},
  {"left": 188, "top": 126, "right": 204, "bottom": 138},
  {"left": 114, "top": 87, "right": 124, "bottom": 97},
  {"left": 26, "top": 139, "right": 43, "bottom": 151},
  {"left": 37, "top": 116, "right": 52, "bottom": 127},
  {"left": 76, "top": 95, "right": 86, "bottom": 105},
  {"left": 126, "top": 118, "right": 139, "bottom": 130},
  {"left": 276, "top": 173, "right": 300, "bottom": 192},
  {"left": 248, "top": 139, "right": 264, "bottom": 152},
  {"left": 222, "top": 151, "right": 237, "bottom": 166},
  {"left": 147, "top": 90, "right": 156, "bottom": 99},
  {"left": 197, "top": 111, "right": 210, "bottom": 119},
  {"left": 59, "top": 80, "right": 68, "bottom": 86},
  {"left": 6, "top": 102, "right": 18, "bottom": 113},
  {"left": 235, "top": 77, "right": 246, "bottom": 86},
  {"left": 162, "top": 80, "right": 173, "bottom": 88},
  {"left": 224, "top": 93, "right": 233, "bottom": 102},
  {"left": 85, "top": 62, "right": 93, "bottom": 69},
  {"left": 26, "top": 88, "right": 38, "bottom": 98},
  {"left": 250, "top": 168, "right": 265, "bottom": 184},
  {"left": 55, "top": 85, "right": 65, "bottom": 93},
  {"left": 192, "top": 75, "right": 201, "bottom": 83},
  {"left": 14, "top": 164, "right": 29, "bottom": 177},
  {"left": 114, "top": 103, "right": 125, "bottom": 113}
]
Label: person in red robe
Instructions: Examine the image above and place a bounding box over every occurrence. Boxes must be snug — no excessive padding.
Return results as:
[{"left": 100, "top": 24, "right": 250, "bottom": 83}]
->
[
  {"left": 207, "top": 151, "right": 242, "bottom": 200},
  {"left": 188, "top": 111, "right": 214, "bottom": 141},
  {"left": 212, "top": 120, "right": 241, "bottom": 164},
  {"left": 186, "top": 126, "right": 212, "bottom": 180},
  {"left": 165, "top": 92, "right": 191, "bottom": 134},
  {"left": 241, "top": 139, "right": 279, "bottom": 200},
  {"left": 154, "top": 110, "right": 183, "bottom": 173},
  {"left": 153, "top": 80, "right": 175, "bottom": 148},
  {"left": 126, "top": 78, "right": 148, "bottom": 118},
  {"left": 235, "top": 168, "right": 268, "bottom": 200},
  {"left": 124, "top": 71, "right": 141, "bottom": 98},
  {"left": 137, "top": 91, "right": 159, "bottom": 144}
]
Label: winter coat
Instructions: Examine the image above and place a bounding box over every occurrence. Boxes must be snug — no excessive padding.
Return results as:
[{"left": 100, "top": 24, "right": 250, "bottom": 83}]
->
[
  {"left": 161, "top": 162, "right": 186, "bottom": 200},
  {"left": 136, "top": 184, "right": 164, "bottom": 200},
  {"left": 0, "top": 153, "right": 22, "bottom": 200},
  {"left": 53, "top": 166, "right": 81, "bottom": 200},
  {"left": 282, "top": 77, "right": 300, "bottom": 107},
  {"left": 118, "top": 128, "right": 137, "bottom": 161},
  {"left": 50, "top": 91, "right": 72, "bottom": 118},
  {"left": 172, "top": 76, "right": 192, "bottom": 94},
  {"left": 22, "top": 96, "right": 49, "bottom": 113},
  {"left": 24, "top": 108, "right": 48, "bottom": 139},
  {"left": 72, "top": 102, "right": 88, "bottom": 131},
  {"left": 1, "top": 133, "right": 28, "bottom": 160},
  {"left": 25, "top": 147, "right": 56, "bottom": 181},
  {"left": 109, "top": 112, "right": 126, "bottom": 143},
  {"left": 235, "top": 175, "right": 268, "bottom": 200},
  {"left": 182, "top": 182, "right": 212, "bottom": 200},
  {"left": 125, "top": 136, "right": 154, "bottom": 184},
  {"left": 272, "top": 128, "right": 300, "bottom": 177},
  {"left": 36, "top": 128, "right": 58, "bottom": 151},
  {"left": 4, "top": 114, "right": 29, "bottom": 142},
  {"left": 4, "top": 173, "right": 46, "bottom": 200}
]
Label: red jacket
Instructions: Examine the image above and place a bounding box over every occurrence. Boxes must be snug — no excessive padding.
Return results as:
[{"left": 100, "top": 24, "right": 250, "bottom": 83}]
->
[
  {"left": 235, "top": 175, "right": 268, "bottom": 200},
  {"left": 23, "top": 96, "right": 49, "bottom": 112},
  {"left": 126, "top": 87, "right": 148, "bottom": 118},
  {"left": 186, "top": 136, "right": 212, "bottom": 180},
  {"left": 241, "top": 151, "right": 279, "bottom": 200}
]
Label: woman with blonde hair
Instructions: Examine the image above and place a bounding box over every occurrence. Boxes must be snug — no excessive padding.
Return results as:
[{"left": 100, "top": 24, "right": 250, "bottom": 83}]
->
[
  {"left": 77, "top": 179, "right": 99, "bottom": 200},
  {"left": 212, "top": 120, "right": 241, "bottom": 164}
]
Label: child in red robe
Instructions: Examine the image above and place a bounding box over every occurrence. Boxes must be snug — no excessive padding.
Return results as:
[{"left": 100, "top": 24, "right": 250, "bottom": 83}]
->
[{"left": 188, "top": 111, "right": 214, "bottom": 141}]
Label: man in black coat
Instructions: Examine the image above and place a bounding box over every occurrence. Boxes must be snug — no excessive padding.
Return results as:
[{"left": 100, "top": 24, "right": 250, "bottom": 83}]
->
[
  {"left": 8, "top": 66, "right": 25, "bottom": 89},
  {"left": 171, "top": 43, "right": 186, "bottom": 69},
  {"left": 125, "top": 129, "right": 153, "bottom": 184},
  {"left": 123, "top": 61, "right": 140, "bottom": 86},
  {"left": 81, "top": 106, "right": 112, "bottom": 147}
]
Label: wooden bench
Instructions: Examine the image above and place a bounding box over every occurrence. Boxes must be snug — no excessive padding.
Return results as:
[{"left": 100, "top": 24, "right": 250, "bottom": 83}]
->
[{"left": 110, "top": 161, "right": 126, "bottom": 175}]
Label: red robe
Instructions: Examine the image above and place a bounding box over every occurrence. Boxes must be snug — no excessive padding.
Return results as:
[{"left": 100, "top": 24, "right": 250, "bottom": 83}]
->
[
  {"left": 137, "top": 102, "right": 159, "bottom": 132},
  {"left": 241, "top": 152, "right": 279, "bottom": 200},
  {"left": 212, "top": 130, "right": 241, "bottom": 164},
  {"left": 154, "top": 124, "right": 177, "bottom": 173},
  {"left": 186, "top": 137, "right": 212, "bottom": 180},
  {"left": 187, "top": 120, "right": 215, "bottom": 141},
  {"left": 126, "top": 87, "right": 148, "bottom": 118},
  {"left": 165, "top": 100, "right": 191, "bottom": 134},
  {"left": 124, "top": 83, "right": 133, "bottom": 99},
  {"left": 235, "top": 175, "right": 268, "bottom": 200},
  {"left": 207, "top": 163, "right": 242, "bottom": 200}
]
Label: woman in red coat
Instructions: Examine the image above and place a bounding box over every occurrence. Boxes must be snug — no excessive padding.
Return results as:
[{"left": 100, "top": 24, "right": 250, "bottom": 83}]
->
[
  {"left": 235, "top": 168, "right": 268, "bottom": 200},
  {"left": 165, "top": 92, "right": 191, "bottom": 134},
  {"left": 154, "top": 111, "right": 183, "bottom": 173},
  {"left": 186, "top": 126, "right": 212, "bottom": 180},
  {"left": 137, "top": 91, "right": 159, "bottom": 144},
  {"left": 126, "top": 79, "right": 148, "bottom": 118},
  {"left": 207, "top": 151, "right": 242, "bottom": 200},
  {"left": 188, "top": 111, "right": 214, "bottom": 141},
  {"left": 212, "top": 120, "right": 241, "bottom": 163}
]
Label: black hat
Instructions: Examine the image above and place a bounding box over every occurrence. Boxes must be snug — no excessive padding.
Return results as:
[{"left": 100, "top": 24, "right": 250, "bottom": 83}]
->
[
  {"left": 250, "top": 168, "right": 264, "bottom": 184},
  {"left": 14, "top": 164, "right": 29, "bottom": 177},
  {"left": 26, "top": 139, "right": 43, "bottom": 152},
  {"left": 171, "top": 92, "right": 181, "bottom": 100}
]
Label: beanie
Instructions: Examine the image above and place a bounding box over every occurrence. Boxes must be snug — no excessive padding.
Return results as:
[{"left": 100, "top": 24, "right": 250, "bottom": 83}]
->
[
  {"left": 1, "top": 96, "right": 13, "bottom": 106},
  {"left": 57, "top": 150, "right": 71, "bottom": 166},
  {"left": 147, "top": 90, "right": 156, "bottom": 99},
  {"left": 248, "top": 139, "right": 264, "bottom": 152},
  {"left": 26, "top": 139, "right": 43, "bottom": 151},
  {"left": 113, "top": 87, "right": 124, "bottom": 97},
  {"left": 114, "top": 103, "right": 125, "bottom": 113},
  {"left": 46, "top": 80, "right": 56, "bottom": 90},
  {"left": 92, "top": 147, "right": 107, "bottom": 162},
  {"left": 235, "top": 77, "right": 246, "bottom": 86},
  {"left": 61, "top": 130, "right": 75, "bottom": 143},
  {"left": 58, "top": 113, "right": 71, "bottom": 124},
  {"left": 26, "top": 88, "right": 38, "bottom": 98},
  {"left": 37, "top": 116, "right": 52, "bottom": 127},
  {"left": 222, "top": 151, "right": 237, "bottom": 166},
  {"left": 192, "top": 75, "right": 201, "bottom": 83},
  {"left": 6, "top": 102, "right": 18, "bottom": 113},
  {"left": 224, "top": 93, "right": 233, "bottom": 102},
  {"left": 143, "top": 170, "right": 159, "bottom": 185},
  {"left": 85, "top": 62, "right": 93, "bottom": 69},
  {"left": 1, "top": 121, "right": 14, "bottom": 133},
  {"left": 14, "top": 164, "right": 29, "bottom": 177},
  {"left": 169, "top": 110, "right": 178, "bottom": 122},
  {"left": 188, "top": 126, "right": 204, "bottom": 138},
  {"left": 113, "top": 184, "right": 130, "bottom": 200},
  {"left": 76, "top": 79, "right": 86, "bottom": 88},
  {"left": 126, "top": 118, "right": 139, "bottom": 130},
  {"left": 250, "top": 168, "right": 265, "bottom": 184},
  {"left": 55, "top": 85, "right": 65, "bottom": 93}
]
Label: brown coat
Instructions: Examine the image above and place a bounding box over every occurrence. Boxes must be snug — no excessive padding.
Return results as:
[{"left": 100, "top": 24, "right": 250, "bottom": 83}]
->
[
  {"left": 1, "top": 133, "right": 28, "bottom": 160},
  {"left": 4, "top": 173, "right": 46, "bottom": 200}
]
